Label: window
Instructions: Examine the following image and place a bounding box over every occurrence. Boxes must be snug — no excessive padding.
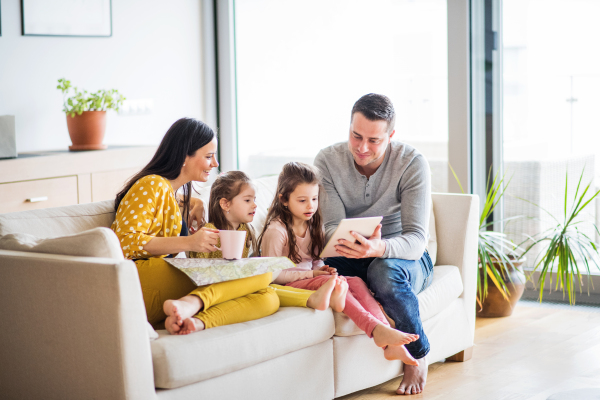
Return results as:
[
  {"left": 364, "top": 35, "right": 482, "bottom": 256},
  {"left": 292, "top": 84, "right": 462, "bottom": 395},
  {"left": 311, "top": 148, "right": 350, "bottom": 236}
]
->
[{"left": 233, "top": 0, "right": 450, "bottom": 191}]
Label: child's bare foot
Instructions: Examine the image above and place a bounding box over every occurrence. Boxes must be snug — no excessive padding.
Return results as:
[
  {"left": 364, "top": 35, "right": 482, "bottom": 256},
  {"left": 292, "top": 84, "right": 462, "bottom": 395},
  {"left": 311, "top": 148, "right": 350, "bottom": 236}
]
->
[
  {"left": 306, "top": 275, "right": 336, "bottom": 310},
  {"left": 383, "top": 344, "right": 419, "bottom": 366},
  {"left": 163, "top": 295, "right": 203, "bottom": 322},
  {"left": 372, "top": 324, "right": 419, "bottom": 348},
  {"left": 178, "top": 317, "right": 205, "bottom": 335},
  {"left": 165, "top": 314, "right": 182, "bottom": 335},
  {"left": 330, "top": 276, "right": 348, "bottom": 312}
]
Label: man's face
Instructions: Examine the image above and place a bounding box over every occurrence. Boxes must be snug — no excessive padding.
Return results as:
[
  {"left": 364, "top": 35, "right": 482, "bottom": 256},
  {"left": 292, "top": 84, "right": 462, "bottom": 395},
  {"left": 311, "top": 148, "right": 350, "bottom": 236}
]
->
[{"left": 348, "top": 112, "right": 394, "bottom": 170}]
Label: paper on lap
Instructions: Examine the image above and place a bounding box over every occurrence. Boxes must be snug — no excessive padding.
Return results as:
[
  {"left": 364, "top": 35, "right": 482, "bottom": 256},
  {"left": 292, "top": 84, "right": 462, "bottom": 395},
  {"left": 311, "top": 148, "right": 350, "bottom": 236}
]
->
[{"left": 164, "top": 257, "right": 295, "bottom": 286}]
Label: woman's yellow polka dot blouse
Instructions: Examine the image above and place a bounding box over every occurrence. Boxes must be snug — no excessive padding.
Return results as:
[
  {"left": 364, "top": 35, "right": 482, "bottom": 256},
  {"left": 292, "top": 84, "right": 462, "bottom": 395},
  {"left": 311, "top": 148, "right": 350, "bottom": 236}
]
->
[{"left": 111, "top": 175, "right": 182, "bottom": 259}]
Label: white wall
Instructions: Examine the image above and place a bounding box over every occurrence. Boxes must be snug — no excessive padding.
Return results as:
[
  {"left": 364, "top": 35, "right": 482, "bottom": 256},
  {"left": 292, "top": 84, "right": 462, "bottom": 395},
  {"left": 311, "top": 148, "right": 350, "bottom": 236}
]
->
[{"left": 0, "top": 0, "right": 204, "bottom": 153}]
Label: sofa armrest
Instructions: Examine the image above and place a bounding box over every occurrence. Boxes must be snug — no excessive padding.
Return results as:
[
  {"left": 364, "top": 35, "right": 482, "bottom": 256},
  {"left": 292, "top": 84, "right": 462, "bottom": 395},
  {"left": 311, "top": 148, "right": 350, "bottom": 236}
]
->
[
  {"left": 0, "top": 250, "right": 156, "bottom": 400},
  {"left": 431, "top": 193, "right": 479, "bottom": 333}
]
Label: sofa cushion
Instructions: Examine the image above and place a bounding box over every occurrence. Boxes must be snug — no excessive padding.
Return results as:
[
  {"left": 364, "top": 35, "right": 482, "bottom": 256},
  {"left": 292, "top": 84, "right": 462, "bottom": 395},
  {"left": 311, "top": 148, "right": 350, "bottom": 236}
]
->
[
  {"left": 333, "top": 265, "right": 463, "bottom": 337},
  {"left": 0, "top": 227, "right": 123, "bottom": 259},
  {"left": 0, "top": 200, "right": 115, "bottom": 238},
  {"left": 151, "top": 306, "right": 335, "bottom": 389}
]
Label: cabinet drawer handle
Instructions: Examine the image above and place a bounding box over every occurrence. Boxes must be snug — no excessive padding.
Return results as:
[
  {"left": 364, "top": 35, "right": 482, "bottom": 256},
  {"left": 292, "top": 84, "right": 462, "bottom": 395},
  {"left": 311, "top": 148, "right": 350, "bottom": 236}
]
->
[{"left": 26, "top": 196, "right": 48, "bottom": 203}]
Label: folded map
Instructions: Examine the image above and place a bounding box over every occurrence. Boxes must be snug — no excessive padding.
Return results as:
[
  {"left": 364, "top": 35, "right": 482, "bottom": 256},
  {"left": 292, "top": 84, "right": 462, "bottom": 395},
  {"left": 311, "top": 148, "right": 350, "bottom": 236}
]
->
[{"left": 164, "top": 257, "right": 295, "bottom": 286}]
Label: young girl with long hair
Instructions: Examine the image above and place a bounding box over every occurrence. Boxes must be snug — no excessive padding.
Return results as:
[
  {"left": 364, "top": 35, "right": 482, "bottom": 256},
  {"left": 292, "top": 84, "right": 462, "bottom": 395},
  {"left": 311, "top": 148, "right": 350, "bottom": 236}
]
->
[
  {"left": 189, "top": 170, "right": 346, "bottom": 311},
  {"left": 258, "top": 162, "right": 419, "bottom": 365}
]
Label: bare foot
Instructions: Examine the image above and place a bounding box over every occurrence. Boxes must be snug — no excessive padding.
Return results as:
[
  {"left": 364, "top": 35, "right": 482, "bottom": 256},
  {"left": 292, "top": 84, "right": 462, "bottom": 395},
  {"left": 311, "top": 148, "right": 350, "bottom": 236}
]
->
[
  {"left": 163, "top": 295, "right": 203, "bottom": 322},
  {"left": 165, "top": 313, "right": 182, "bottom": 335},
  {"left": 372, "top": 324, "right": 419, "bottom": 348},
  {"left": 329, "top": 276, "right": 348, "bottom": 312},
  {"left": 396, "top": 357, "right": 427, "bottom": 395},
  {"left": 383, "top": 345, "right": 418, "bottom": 366},
  {"left": 306, "top": 275, "right": 336, "bottom": 311},
  {"left": 178, "top": 317, "right": 205, "bottom": 335}
]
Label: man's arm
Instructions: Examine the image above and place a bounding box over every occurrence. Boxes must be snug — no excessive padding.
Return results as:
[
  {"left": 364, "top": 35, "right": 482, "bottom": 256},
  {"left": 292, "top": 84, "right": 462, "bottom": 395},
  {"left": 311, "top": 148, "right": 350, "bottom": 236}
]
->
[
  {"left": 334, "top": 155, "right": 431, "bottom": 260},
  {"left": 314, "top": 150, "right": 346, "bottom": 242},
  {"left": 382, "top": 155, "right": 431, "bottom": 260}
]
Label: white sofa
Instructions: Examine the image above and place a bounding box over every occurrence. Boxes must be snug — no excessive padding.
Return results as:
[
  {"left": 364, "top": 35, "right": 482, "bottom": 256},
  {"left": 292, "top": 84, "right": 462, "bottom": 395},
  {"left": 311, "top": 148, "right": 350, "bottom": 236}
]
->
[{"left": 0, "top": 175, "right": 478, "bottom": 400}]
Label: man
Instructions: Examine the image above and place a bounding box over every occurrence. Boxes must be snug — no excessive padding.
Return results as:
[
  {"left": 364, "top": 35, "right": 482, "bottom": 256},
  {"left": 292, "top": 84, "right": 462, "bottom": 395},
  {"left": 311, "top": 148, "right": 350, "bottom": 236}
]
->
[{"left": 313, "top": 93, "right": 433, "bottom": 396}]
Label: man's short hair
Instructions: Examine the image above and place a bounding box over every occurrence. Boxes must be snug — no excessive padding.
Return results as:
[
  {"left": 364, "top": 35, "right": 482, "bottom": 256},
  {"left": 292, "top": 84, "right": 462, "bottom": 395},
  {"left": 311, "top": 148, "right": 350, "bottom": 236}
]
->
[{"left": 351, "top": 93, "right": 396, "bottom": 133}]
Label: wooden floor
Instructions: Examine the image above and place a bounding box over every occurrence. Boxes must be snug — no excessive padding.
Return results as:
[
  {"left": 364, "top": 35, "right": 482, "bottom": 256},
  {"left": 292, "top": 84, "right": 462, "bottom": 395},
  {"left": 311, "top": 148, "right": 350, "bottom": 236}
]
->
[{"left": 339, "top": 301, "right": 600, "bottom": 400}]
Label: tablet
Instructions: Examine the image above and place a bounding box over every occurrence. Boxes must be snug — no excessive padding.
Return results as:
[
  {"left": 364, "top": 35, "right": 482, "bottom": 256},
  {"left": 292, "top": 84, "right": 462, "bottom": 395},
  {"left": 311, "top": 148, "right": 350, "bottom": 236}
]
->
[{"left": 319, "top": 216, "right": 383, "bottom": 258}]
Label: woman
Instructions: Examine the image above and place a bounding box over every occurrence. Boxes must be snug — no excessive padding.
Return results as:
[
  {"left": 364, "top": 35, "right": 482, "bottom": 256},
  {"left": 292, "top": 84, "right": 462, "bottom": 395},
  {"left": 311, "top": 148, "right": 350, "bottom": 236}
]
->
[{"left": 111, "top": 118, "right": 280, "bottom": 335}]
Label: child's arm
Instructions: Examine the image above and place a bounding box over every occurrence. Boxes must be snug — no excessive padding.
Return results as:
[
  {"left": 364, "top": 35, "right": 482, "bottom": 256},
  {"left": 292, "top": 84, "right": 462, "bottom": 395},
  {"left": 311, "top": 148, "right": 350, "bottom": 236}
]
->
[{"left": 261, "top": 223, "right": 315, "bottom": 284}]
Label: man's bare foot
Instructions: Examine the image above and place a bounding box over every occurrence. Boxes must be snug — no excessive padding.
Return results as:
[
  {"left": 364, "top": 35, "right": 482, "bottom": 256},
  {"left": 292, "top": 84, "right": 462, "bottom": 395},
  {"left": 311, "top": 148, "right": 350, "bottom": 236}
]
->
[
  {"left": 178, "top": 317, "right": 205, "bottom": 335},
  {"left": 330, "top": 276, "right": 348, "bottom": 312},
  {"left": 396, "top": 356, "right": 427, "bottom": 395},
  {"left": 163, "top": 295, "right": 203, "bottom": 322},
  {"left": 372, "top": 324, "right": 419, "bottom": 348},
  {"left": 383, "top": 345, "right": 418, "bottom": 366},
  {"left": 306, "top": 275, "right": 336, "bottom": 310},
  {"left": 165, "top": 313, "right": 182, "bottom": 335}
]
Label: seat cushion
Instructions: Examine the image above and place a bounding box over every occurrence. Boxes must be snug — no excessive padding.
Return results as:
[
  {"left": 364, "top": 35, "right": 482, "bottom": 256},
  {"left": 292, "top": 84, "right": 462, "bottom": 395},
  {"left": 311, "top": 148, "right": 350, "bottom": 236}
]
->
[
  {"left": 0, "top": 227, "right": 123, "bottom": 259},
  {"left": 0, "top": 200, "right": 115, "bottom": 238},
  {"left": 333, "top": 265, "right": 464, "bottom": 337},
  {"left": 151, "top": 306, "right": 335, "bottom": 389}
]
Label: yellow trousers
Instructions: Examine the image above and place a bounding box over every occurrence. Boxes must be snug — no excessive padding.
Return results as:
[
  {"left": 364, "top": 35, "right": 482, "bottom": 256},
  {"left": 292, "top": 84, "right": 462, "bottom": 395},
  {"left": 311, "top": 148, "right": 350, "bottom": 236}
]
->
[{"left": 135, "top": 258, "right": 313, "bottom": 329}]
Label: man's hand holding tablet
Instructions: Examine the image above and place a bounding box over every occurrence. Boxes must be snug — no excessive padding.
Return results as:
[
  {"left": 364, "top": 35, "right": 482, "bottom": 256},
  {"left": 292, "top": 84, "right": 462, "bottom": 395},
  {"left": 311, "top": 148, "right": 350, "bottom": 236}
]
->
[
  {"left": 335, "top": 224, "right": 385, "bottom": 259},
  {"left": 320, "top": 217, "right": 384, "bottom": 259}
]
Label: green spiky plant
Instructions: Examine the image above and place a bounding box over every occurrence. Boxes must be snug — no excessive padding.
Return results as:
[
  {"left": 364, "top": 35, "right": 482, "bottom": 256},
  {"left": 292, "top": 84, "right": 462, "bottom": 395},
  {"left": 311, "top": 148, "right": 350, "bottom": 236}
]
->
[
  {"left": 450, "top": 165, "right": 524, "bottom": 308},
  {"left": 57, "top": 78, "right": 125, "bottom": 117},
  {"left": 520, "top": 169, "right": 600, "bottom": 304}
]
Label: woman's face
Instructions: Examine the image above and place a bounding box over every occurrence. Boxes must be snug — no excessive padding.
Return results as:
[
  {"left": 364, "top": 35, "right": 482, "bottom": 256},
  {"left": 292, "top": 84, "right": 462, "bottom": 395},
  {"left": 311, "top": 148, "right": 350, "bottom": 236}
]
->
[{"left": 183, "top": 138, "right": 219, "bottom": 182}]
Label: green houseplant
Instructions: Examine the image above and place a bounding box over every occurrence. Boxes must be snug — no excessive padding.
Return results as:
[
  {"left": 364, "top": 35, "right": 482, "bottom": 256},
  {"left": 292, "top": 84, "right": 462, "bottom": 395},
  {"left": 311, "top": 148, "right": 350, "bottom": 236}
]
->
[
  {"left": 57, "top": 78, "right": 125, "bottom": 151},
  {"left": 451, "top": 166, "right": 525, "bottom": 316},
  {"left": 520, "top": 169, "right": 600, "bottom": 304}
]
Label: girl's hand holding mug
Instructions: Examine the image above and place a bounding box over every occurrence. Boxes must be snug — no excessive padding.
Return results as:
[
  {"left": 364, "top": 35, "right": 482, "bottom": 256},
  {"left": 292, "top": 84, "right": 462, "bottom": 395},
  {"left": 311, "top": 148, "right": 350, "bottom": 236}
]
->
[{"left": 190, "top": 227, "right": 220, "bottom": 253}]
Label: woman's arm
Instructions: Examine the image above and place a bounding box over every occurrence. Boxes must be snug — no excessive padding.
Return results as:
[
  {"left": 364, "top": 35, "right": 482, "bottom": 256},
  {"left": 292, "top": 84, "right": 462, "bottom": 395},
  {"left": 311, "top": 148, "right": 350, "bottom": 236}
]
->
[{"left": 144, "top": 226, "right": 219, "bottom": 255}]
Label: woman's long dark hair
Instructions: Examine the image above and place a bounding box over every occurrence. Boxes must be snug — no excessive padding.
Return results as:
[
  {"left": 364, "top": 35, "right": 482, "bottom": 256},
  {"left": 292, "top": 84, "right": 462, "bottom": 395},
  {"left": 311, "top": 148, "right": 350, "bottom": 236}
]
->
[
  {"left": 258, "top": 162, "right": 325, "bottom": 263},
  {"left": 207, "top": 170, "right": 257, "bottom": 253},
  {"left": 114, "top": 118, "right": 216, "bottom": 228}
]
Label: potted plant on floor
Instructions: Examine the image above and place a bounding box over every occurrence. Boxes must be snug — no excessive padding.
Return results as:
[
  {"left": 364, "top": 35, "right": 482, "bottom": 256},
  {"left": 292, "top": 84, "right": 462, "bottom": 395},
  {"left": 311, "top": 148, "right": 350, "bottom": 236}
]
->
[
  {"left": 520, "top": 169, "right": 600, "bottom": 304},
  {"left": 57, "top": 78, "right": 125, "bottom": 151},
  {"left": 451, "top": 166, "right": 526, "bottom": 317}
]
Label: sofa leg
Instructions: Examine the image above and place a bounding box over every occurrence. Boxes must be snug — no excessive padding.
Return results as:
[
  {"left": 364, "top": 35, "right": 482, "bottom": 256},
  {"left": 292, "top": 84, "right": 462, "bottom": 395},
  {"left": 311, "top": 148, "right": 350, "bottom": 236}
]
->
[{"left": 446, "top": 346, "right": 473, "bottom": 362}]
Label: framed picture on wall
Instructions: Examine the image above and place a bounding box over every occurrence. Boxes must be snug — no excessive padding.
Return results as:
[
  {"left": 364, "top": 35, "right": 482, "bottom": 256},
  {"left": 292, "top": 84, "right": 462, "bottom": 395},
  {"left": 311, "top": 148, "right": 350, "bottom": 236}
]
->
[{"left": 21, "top": 0, "right": 112, "bottom": 37}]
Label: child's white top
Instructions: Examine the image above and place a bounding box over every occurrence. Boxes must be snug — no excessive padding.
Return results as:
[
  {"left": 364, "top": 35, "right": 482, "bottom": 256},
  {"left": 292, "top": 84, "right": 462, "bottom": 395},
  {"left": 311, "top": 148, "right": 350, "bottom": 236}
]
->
[{"left": 261, "top": 219, "right": 325, "bottom": 284}]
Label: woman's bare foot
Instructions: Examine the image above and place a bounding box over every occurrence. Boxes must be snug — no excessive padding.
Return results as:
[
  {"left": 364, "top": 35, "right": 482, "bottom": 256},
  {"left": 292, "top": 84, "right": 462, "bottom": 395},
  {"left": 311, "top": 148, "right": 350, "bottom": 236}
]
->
[
  {"left": 396, "top": 357, "right": 428, "bottom": 394},
  {"left": 329, "top": 276, "right": 348, "bottom": 312},
  {"left": 306, "top": 275, "right": 337, "bottom": 310},
  {"left": 383, "top": 345, "right": 419, "bottom": 366},
  {"left": 178, "top": 317, "right": 205, "bottom": 335},
  {"left": 372, "top": 324, "right": 419, "bottom": 348},
  {"left": 165, "top": 313, "right": 182, "bottom": 335},
  {"left": 163, "top": 295, "right": 203, "bottom": 322}
]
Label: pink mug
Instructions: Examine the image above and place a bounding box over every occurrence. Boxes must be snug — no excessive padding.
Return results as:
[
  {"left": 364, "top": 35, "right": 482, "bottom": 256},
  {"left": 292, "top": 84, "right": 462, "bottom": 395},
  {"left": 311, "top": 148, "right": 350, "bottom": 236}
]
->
[{"left": 217, "top": 230, "right": 247, "bottom": 260}]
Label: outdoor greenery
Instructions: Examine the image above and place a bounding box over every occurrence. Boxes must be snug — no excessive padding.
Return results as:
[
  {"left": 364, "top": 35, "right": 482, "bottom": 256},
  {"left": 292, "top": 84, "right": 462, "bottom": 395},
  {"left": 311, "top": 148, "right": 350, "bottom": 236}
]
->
[
  {"left": 57, "top": 78, "right": 125, "bottom": 117},
  {"left": 521, "top": 169, "right": 600, "bottom": 304},
  {"left": 450, "top": 166, "right": 523, "bottom": 307}
]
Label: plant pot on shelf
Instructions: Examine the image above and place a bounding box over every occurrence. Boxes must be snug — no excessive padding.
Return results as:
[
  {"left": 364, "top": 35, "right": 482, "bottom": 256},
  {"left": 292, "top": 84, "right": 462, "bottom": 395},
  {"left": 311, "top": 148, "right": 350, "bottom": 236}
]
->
[
  {"left": 477, "top": 257, "right": 526, "bottom": 318},
  {"left": 66, "top": 111, "right": 107, "bottom": 151}
]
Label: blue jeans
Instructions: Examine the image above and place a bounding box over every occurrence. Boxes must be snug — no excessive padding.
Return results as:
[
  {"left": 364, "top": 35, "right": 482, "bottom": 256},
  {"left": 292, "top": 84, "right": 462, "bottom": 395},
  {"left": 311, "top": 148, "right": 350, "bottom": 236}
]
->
[{"left": 325, "top": 251, "right": 434, "bottom": 359}]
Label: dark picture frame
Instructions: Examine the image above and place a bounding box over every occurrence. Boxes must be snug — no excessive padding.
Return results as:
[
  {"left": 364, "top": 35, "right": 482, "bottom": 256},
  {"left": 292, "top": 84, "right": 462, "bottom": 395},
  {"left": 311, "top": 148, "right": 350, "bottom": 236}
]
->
[{"left": 21, "top": 0, "right": 112, "bottom": 37}]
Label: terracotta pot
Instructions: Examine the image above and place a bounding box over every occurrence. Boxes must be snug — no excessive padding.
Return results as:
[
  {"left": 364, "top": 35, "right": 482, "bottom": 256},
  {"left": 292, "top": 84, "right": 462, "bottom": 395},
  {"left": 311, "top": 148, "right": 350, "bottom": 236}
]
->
[
  {"left": 66, "top": 111, "right": 107, "bottom": 151},
  {"left": 476, "top": 258, "right": 526, "bottom": 318}
]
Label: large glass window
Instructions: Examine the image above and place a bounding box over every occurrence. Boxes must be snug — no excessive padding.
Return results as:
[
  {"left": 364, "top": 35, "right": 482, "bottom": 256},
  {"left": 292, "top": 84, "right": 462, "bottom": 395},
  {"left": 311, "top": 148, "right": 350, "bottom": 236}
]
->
[
  {"left": 234, "top": 0, "right": 449, "bottom": 191},
  {"left": 503, "top": 0, "right": 600, "bottom": 269}
]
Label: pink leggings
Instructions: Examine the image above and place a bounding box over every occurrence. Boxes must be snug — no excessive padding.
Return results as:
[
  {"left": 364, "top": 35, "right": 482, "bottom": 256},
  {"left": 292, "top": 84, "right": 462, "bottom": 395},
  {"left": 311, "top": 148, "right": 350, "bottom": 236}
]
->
[{"left": 286, "top": 275, "right": 389, "bottom": 337}]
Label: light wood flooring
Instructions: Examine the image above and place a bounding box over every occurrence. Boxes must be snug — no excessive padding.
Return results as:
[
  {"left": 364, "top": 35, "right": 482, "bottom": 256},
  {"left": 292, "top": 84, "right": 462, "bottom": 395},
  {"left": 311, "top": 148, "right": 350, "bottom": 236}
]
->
[{"left": 339, "top": 301, "right": 600, "bottom": 400}]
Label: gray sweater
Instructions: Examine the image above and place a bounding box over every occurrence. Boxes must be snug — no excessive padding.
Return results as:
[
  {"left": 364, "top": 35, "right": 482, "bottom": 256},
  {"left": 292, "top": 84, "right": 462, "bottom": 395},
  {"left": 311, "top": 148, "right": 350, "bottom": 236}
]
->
[{"left": 313, "top": 141, "right": 431, "bottom": 260}]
